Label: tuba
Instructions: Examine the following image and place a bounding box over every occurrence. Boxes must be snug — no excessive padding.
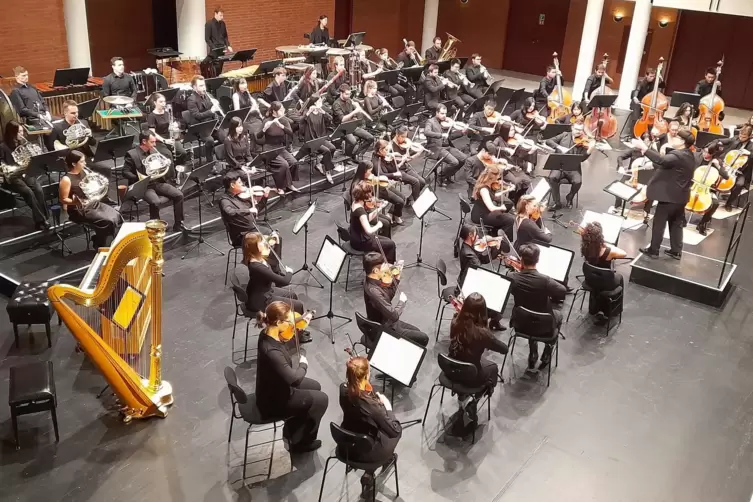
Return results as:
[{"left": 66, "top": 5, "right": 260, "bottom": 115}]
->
[
  {"left": 0, "top": 137, "right": 43, "bottom": 181},
  {"left": 143, "top": 150, "right": 172, "bottom": 179},
  {"left": 64, "top": 120, "right": 92, "bottom": 149},
  {"left": 79, "top": 166, "right": 109, "bottom": 207},
  {"left": 439, "top": 33, "right": 461, "bottom": 62}
]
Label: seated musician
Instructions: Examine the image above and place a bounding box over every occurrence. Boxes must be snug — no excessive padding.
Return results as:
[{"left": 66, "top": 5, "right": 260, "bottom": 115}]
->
[
  {"left": 510, "top": 97, "right": 547, "bottom": 139},
  {"left": 425, "top": 36, "right": 442, "bottom": 64},
  {"left": 310, "top": 14, "right": 330, "bottom": 45},
  {"left": 350, "top": 169, "right": 392, "bottom": 236},
  {"left": 231, "top": 78, "right": 263, "bottom": 153},
  {"left": 457, "top": 224, "right": 506, "bottom": 331},
  {"left": 59, "top": 150, "right": 120, "bottom": 248},
  {"left": 350, "top": 181, "right": 396, "bottom": 262},
  {"left": 362, "top": 252, "right": 429, "bottom": 347},
  {"left": 513, "top": 195, "right": 551, "bottom": 251},
  {"left": 534, "top": 65, "right": 558, "bottom": 111},
  {"left": 465, "top": 53, "right": 489, "bottom": 98},
  {"left": 374, "top": 49, "right": 408, "bottom": 98},
  {"left": 255, "top": 301, "right": 327, "bottom": 453},
  {"left": 102, "top": 57, "right": 137, "bottom": 99},
  {"left": 186, "top": 75, "right": 218, "bottom": 161},
  {"left": 468, "top": 99, "right": 501, "bottom": 154},
  {"left": 359, "top": 51, "right": 383, "bottom": 82},
  {"left": 219, "top": 173, "right": 274, "bottom": 246},
  {"left": 623, "top": 67, "right": 663, "bottom": 138},
  {"left": 444, "top": 59, "right": 475, "bottom": 110},
  {"left": 147, "top": 92, "right": 188, "bottom": 167},
  {"left": 612, "top": 128, "right": 658, "bottom": 221},
  {"left": 422, "top": 64, "right": 446, "bottom": 112},
  {"left": 579, "top": 222, "right": 627, "bottom": 325},
  {"left": 301, "top": 95, "right": 338, "bottom": 184},
  {"left": 508, "top": 244, "right": 567, "bottom": 372},
  {"left": 544, "top": 121, "right": 594, "bottom": 209},
  {"left": 489, "top": 123, "right": 532, "bottom": 203},
  {"left": 582, "top": 64, "right": 613, "bottom": 102},
  {"left": 371, "top": 140, "right": 407, "bottom": 225},
  {"left": 674, "top": 102, "right": 696, "bottom": 131},
  {"left": 290, "top": 67, "right": 322, "bottom": 109},
  {"left": 326, "top": 57, "right": 348, "bottom": 104},
  {"left": 695, "top": 67, "right": 722, "bottom": 99},
  {"left": 260, "top": 101, "right": 300, "bottom": 194},
  {"left": 720, "top": 125, "right": 752, "bottom": 211},
  {"left": 362, "top": 80, "right": 386, "bottom": 128},
  {"left": 332, "top": 84, "right": 374, "bottom": 161},
  {"left": 123, "top": 132, "right": 184, "bottom": 231},
  {"left": 390, "top": 126, "right": 427, "bottom": 203},
  {"left": 223, "top": 116, "right": 253, "bottom": 171},
  {"left": 734, "top": 115, "right": 753, "bottom": 135},
  {"left": 9, "top": 67, "right": 52, "bottom": 126},
  {"left": 396, "top": 41, "right": 420, "bottom": 68},
  {"left": 340, "top": 356, "right": 402, "bottom": 500},
  {"left": 423, "top": 104, "right": 468, "bottom": 187},
  {"left": 470, "top": 163, "right": 515, "bottom": 240},
  {"left": 1, "top": 121, "right": 49, "bottom": 230},
  {"left": 556, "top": 101, "right": 585, "bottom": 125},
  {"left": 694, "top": 141, "right": 729, "bottom": 235},
  {"left": 50, "top": 100, "right": 96, "bottom": 156}
]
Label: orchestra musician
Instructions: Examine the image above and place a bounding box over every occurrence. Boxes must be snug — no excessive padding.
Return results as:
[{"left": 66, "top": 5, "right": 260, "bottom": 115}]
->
[
  {"left": 301, "top": 94, "right": 338, "bottom": 184},
  {"left": 468, "top": 99, "right": 501, "bottom": 154},
  {"left": 362, "top": 252, "right": 429, "bottom": 347},
  {"left": 223, "top": 116, "right": 253, "bottom": 170},
  {"left": 695, "top": 67, "right": 722, "bottom": 99},
  {"left": 612, "top": 128, "right": 658, "bottom": 221},
  {"left": 230, "top": 78, "right": 263, "bottom": 152},
  {"left": 631, "top": 129, "right": 696, "bottom": 259},
  {"left": 534, "top": 65, "right": 559, "bottom": 110},
  {"left": 374, "top": 49, "right": 408, "bottom": 99},
  {"left": 332, "top": 84, "right": 375, "bottom": 161},
  {"left": 123, "top": 131, "right": 185, "bottom": 232},
  {"left": 425, "top": 36, "right": 443, "bottom": 64},
  {"left": 186, "top": 75, "right": 218, "bottom": 161},
  {"left": 423, "top": 104, "right": 468, "bottom": 187},
  {"left": 59, "top": 150, "right": 120, "bottom": 249},
  {"left": 147, "top": 93, "right": 189, "bottom": 166},
  {"left": 492, "top": 121, "right": 538, "bottom": 176},
  {"left": 359, "top": 50, "right": 383, "bottom": 82},
  {"left": 255, "top": 301, "right": 327, "bottom": 453},
  {"left": 219, "top": 172, "right": 274, "bottom": 246},
  {"left": 9, "top": 67, "right": 51, "bottom": 126},
  {"left": 310, "top": 14, "right": 330, "bottom": 45},
  {"left": 657, "top": 119, "right": 680, "bottom": 153},
  {"left": 391, "top": 126, "right": 427, "bottom": 202},
  {"left": 464, "top": 147, "right": 500, "bottom": 192},
  {"left": 556, "top": 101, "right": 585, "bottom": 125},
  {"left": 465, "top": 54, "right": 489, "bottom": 98},
  {"left": 675, "top": 102, "right": 696, "bottom": 130},
  {"left": 579, "top": 222, "right": 627, "bottom": 325},
  {"left": 582, "top": 64, "right": 613, "bottom": 102},
  {"left": 396, "top": 41, "right": 420, "bottom": 68},
  {"left": 544, "top": 121, "right": 595, "bottom": 209},
  {"left": 444, "top": 59, "right": 475, "bottom": 109},
  {"left": 205, "top": 6, "right": 232, "bottom": 76},
  {"left": 1, "top": 121, "right": 49, "bottom": 230},
  {"left": 362, "top": 80, "right": 386, "bottom": 127},
  {"left": 50, "top": 100, "right": 96, "bottom": 156},
  {"left": 623, "top": 67, "right": 663, "bottom": 138},
  {"left": 721, "top": 125, "right": 753, "bottom": 211},
  {"left": 326, "top": 57, "right": 348, "bottom": 104},
  {"left": 102, "top": 57, "right": 137, "bottom": 99},
  {"left": 289, "top": 67, "right": 322, "bottom": 109},
  {"left": 422, "top": 64, "right": 446, "bottom": 111},
  {"left": 260, "top": 101, "right": 300, "bottom": 194},
  {"left": 350, "top": 165, "right": 392, "bottom": 236},
  {"left": 261, "top": 67, "right": 292, "bottom": 109},
  {"left": 693, "top": 141, "right": 728, "bottom": 235},
  {"left": 371, "top": 139, "right": 407, "bottom": 225},
  {"left": 470, "top": 163, "right": 515, "bottom": 240},
  {"left": 510, "top": 97, "right": 547, "bottom": 138},
  {"left": 350, "top": 180, "right": 396, "bottom": 262},
  {"left": 513, "top": 195, "right": 551, "bottom": 251},
  {"left": 339, "top": 356, "right": 402, "bottom": 500}
]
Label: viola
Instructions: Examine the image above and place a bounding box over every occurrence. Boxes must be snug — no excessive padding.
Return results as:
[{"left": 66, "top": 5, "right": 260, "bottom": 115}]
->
[
  {"left": 278, "top": 310, "right": 315, "bottom": 341},
  {"left": 634, "top": 58, "right": 669, "bottom": 138},
  {"left": 238, "top": 185, "right": 277, "bottom": 201},
  {"left": 376, "top": 261, "right": 402, "bottom": 286},
  {"left": 547, "top": 52, "right": 572, "bottom": 124},
  {"left": 473, "top": 236, "right": 500, "bottom": 253},
  {"left": 368, "top": 173, "right": 392, "bottom": 188},
  {"left": 697, "top": 58, "right": 725, "bottom": 134},
  {"left": 585, "top": 53, "right": 618, "bottom": 139}
]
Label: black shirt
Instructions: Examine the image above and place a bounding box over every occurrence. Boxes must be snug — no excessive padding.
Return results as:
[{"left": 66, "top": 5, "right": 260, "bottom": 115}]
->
[
  {"left": 186, "top": 91, "right": 215, "bottom": 124},
  {"left": 583, "top": 74, "right": 608, "bottom": 101},
  {"left": 422, "top": 75, "right": 445, "bottom": 104},
  {"left": 0, "top": 142, "right": 18, "bottom": 167},
  {"left": 457, "top": 241, "right": 490, "bottom": 289},
  {"left": 332, "top": 97, "right": 357, "bottom": 126},
  {"left": 534, "top": 77, "right": 556, "bottom": 103},
  {"left": 50, "top": 120, "right": 86, "bottom": 149},
  {"left": 449, "top": 322, "right": 508, "bottom": 373},
  {"left": 302, "top": 108, "right": 330, "bottom": 140},
  {"left": 466, "top": 64, "right": 487, "bottom": 87},
  {"left": 363, "top": 276, "right": 405, "bottom": 326},
  {"left": 424, "top": 46, "right": 441, "bottom": 64},
  {"left": 326, "top": 71, "right": 347, "bottom": 101},
  {"left": 147, "top": 111, "right": 170, "bottom": 136},
  {"left": 695, "top": 80, "right": 722, "bottom": 98},
  {"left": 509, "top": 268, "right": 567, "bottom": 317},
  {"left": 262, "top": 81, "right": 289, "bottom": 102},
  {"left": 396, "top": 50, "right": 417, "bottom": 68},
  {"left": 245, "top": 259, "right": 291, "bottom": 312},
  {"left": 102, "top": 73, "right": 137, "bottom": 98},
  {"left": 644, "top": 148, "right": 696, "bottom": 204},
  {"left": 223, "top": 135, "right": 252, "bottom": 168},
  {"left": 363, "top": 95, "right": 382, "bottom": 118},
  {"left": 256, "top": 335, "right": 307, "bottom": 417},
  {"left": 10, "top": 84, "right": 47, "bottom": 119},
  {"left": 205, "top": 18, "right": 229, "bottom": 49},
  {"left": 632, "top": 78, "right": 665, "bottom": 102},
  {"left": 262, "top": 117, "right": 293, "bottom": 146},
  {"left": 423, "top": 117, "right": 445, "bottom": 150},
  {"left": 514, "top": 217, "right": 551, "bottom": 251},
  {"left": 219, "top": 192, "right": 256, "bottom": 245},
  {"left": 349, "top": 205, "right": 371, "bottom": 245},
  {"left": 339, "top": 384, "right": 401, "bottom": 451},
  {"left": 123, "top": 146, "right": 162, "bottom": 184},
  {"left": 310, "top": 25, "right": 330, "bottom": 45},
  {"left": 545, "top": 132, "right": 591, "bottom": 162}
]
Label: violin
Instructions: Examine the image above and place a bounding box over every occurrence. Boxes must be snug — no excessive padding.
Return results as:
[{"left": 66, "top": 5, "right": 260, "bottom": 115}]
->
[
  {"left": 525, "top": 110, "right": 546, "bottom": 127},
  {"left": 547, "top": 52, "right": 572, "bottom": 124},
  {"left": 473, "top": 236, "right": 501, "bottom": 253},
  {"left": 585, "top": 53, "right": 618, "bottom": 140},
  {"left": 368, "top": 173, "right": 392, "bottom": 188},
  {"left": 238, "top": 185, "right": 277, "bottom": 201},
  {"left": 259, "top": 232, "right": 281, "bottom": 258},
  {"left": 634, "top": 58, "right": 669, "bottom": 138},
  {"left": 277, "top": 310, "right": 315, "bottom": 341},
  {"left": 573, "top": 135, "right": 595, "bottom": 148},
  {"left": 697, "top": 58, "right": 725, "bottom": 134},
  {"left": 376, "top": 260, "right": 403, "bottom": 286}
]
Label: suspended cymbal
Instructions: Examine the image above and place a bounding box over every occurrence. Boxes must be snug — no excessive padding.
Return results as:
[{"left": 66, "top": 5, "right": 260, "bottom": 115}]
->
[{"left": 103, "top": 96, "right": 135, "bottom": 106}]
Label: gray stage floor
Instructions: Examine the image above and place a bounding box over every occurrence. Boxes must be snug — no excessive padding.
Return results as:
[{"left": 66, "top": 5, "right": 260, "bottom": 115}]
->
[{"left": 1, "top": 117, "right": 753, "bottom": 502}]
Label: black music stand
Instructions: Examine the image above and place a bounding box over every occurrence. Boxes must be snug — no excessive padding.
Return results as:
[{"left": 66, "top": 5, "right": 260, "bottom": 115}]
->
[
  {"left": 254, "top": 59, "right": 284, "bottom": 75},
  {"left": 76, "top": 98, "right": 100, "bottom": 122},
  {"left": 294, "top": 136, "right": 331, "bottom": 213},
  {"left": 29, "top": 149, "right": 68, "bottom": 189},
  {"left": 586, "top": 94, "right": 618, "bottom": 113},
  {"left": 376, "top": 69, "right": 401, "bottom": 87},
  {"left": 185, "top": 119, "right": 218, "bottom": 164},
  {"left": 541, "top": 153, "right": 587, "bottom": 226},
  {"left": 498, "top": 88, "right": 526, "bottom": 115},
  {"left": 670, "top": 91, "right": 701, "bottom": 109},
  {"left": 93, "top": 135, "right": 135, "bottom": 199},
  {"left": 205, "top": 76, "right": 227, "bottom": 96},
  {"left": 400, "top": 103, "right": 424, "bottom": 125},
  {"left": 402, "top": 66, "right": 424, "bottom": 85},
  {"left": 149, "top": 87, "right": 178, "bottom": 105},
  {"left": 603, "top": 180, "right": 642, "bottom": 218},
  {"left": 181, "top": 161, "right": 224, "bottom": 259},
  {"left": 378, "top": 108, "right": 402, "bottom": 133},
  {"left": 404, "top": 186, "right": 440, "bottom": 271},
  {"left": 540, "top": 123, "right": 571, "bottom": 140},
  {"left": 696, "top": 131, "right": 727, "bottom": 148},
  {"left": 343, "top": 32, "right": 366, "bottom": 48},
  {"left": 230, "top": 49, "right": 257, "bottom": 66},
  {"left": 53, "top": 68, "right": 90, "bottom": 87},
  {"left": 291, "top": 202, "right": 324, "bottom": 288},
  {"left": 122, "top": 176, "right": 149, "bottom": 204},
  {"left": 313, "top": 235, "right": 352, "bottom": 342},
  {"left": 216, "top": 107, "right": 250, "bottom": 131}
]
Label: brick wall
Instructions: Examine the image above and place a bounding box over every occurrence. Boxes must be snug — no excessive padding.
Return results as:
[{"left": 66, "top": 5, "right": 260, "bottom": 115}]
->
[{"left": 0, "top": 0, "right": 68, "bottom": 83}]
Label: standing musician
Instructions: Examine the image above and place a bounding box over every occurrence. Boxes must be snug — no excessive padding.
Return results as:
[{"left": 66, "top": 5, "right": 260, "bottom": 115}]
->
[
  {"left": 301, "top": 94, "right": 338, "bottom": 184},
  {"left": 582, "top": 64, "right": 613, "bottom": 102},
  {"left": 693, "top": 141, "right": 728, "bottom": 235},
  {"left": 186, "top": 75, "right": 218, "bottom": 161},
  {"left": 59, "top": 150, "right": 120, "bottom": 249},
  {"left": 223, "top": 116, "right": 253, "bottom": 170},
  {"left": 102, "top": 57, "right": 137, "bottom": 99},
  {"left": 255, "top": 301, "right": 327, "bottom": 453},
  {"left": 423, "top": 104, "right": 468, "bottom": 187},
  {"left": 350, "top": 165, "right": 392, "bottom": 235},
  {"left": 310, "top": 14, "right": 330, "bottom": 45},
  {"left": 624, "top": 67, "right": 663, "bottom": 138},
  {"left": 579, "top": 222, "right": 627, "bottom": 325},
  {"left": 231, "top": 78, "right": 263, "bottom": 152},
  {"left": 422, "top": 64, "right": 447, "bottom": 111},
  {"left": 371, "top": 139, "right": 407, "bottom": 225},
  {"left": 205, "top": 6, "right": 232, "bottom": 76},
  {"left": 544, "top": 121, "right": 594, "bottom": 209},
  {"left": 470, "top": 163, "right": 515, "bottom": 240},
  {"left": 332, "top": 84, "right": 375, "bottom": 161},
  {"left": 123, "top": 131, "right": 184, "bottom": 232},
  {"left": 1, "top": 121, "right": 49, "bottom": 230},
  {"left": 534, "top": 65, "right": 559, "bottom": 110},
  {"left": 374, "top": 49, "right": 408, "bottom": 99},
  {"left": 362, "top": 252, "right": 430, "bottom": 347},
  {"left": 147, "top": 93, "right": 189, "bottom": 166},
  {"left": 326, "top": 57, "right": 348, "bottom": 104},
  {"left": 465, "top": 54, "right": 489, "bottom": 98},
  {"left": 513, "top": 195, "right": 551, "bottom": 251},
  {"left": 219, "top": 173, "right": 274, "bottom": 246},
  {"left": 721, "top": 125, "right": 753, "bottom": 211},
  {"left": 50, "top": 100, "right": 96, "bottom": 156},
  {"left": 339, "top": 356, "right": 402, "bottom": 500},
  {"left": 456, "top": 225, "right": 507, "bottom": 332},
  {"left": 391, "top": 126, "right": 427, "bottom": 203},
  {"left": 444, "top": 58, "right": 475, "bottom": 109},
  {"left": 695, "top": 67, "right": 722, "bottom": 99},
  {"left": 556, "top": 101, "right": 585, "bottom": 125},
  {"left": 350, "top": 180, "right": 396, "bottom": 262},
  {"left": 425, "top": 36, "right": 443, "bottom": 64},
  {"left": 396, "top": 41, "right": 420, "bottom": 68},
  {"left": 261, "top": 101, "right": 300, "bottom": 194},
  {"left": 9, "top": 67, "right": 51, "bottom": 126},
  {"left": 631, "top": 129, "right": 696, "bottom": 259}
]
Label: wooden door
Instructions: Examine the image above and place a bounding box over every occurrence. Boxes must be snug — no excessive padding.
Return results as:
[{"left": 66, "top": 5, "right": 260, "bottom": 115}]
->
[{"left": 503, "top": 0, "right": 572, "bottom": 75}]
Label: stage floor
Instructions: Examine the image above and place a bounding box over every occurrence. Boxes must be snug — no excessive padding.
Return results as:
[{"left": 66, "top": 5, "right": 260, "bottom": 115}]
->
[{"left": 1, "top": 72, "right": 753, "bottom": 502}]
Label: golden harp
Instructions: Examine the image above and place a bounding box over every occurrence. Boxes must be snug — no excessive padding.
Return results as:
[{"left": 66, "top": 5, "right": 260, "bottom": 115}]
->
[{"left": 47, "top": 220, "right": 173, "bottom": 422}]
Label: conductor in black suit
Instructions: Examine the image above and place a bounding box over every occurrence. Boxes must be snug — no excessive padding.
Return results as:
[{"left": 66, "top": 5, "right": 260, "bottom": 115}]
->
[{"left": 632, "top": 129, "right": 696, "bottom": 260}]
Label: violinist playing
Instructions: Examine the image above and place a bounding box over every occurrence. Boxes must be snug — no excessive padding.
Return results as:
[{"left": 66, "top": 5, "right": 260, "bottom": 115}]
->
[
  {"left": 362, "top": 252, "right": 429, "bottom": 347},
  {"left": 582, "top": 64, "right": 613, "bottom": 102},
  {"left": 219, "top": 173, "right": 276, "bottom": 246},
  {"left": 470, "top": 163, "right": 515, "bottom": 240},
  {"left": 391, "top": 126, "right": 427, "bottom": 203},
  {"left": 350, "top": 161, "right": 394, "bottom": 234},
  {"left": 544, "top": 121, "right": 595, "bottom": 209},
  {"left": 719, "top": 125, "right": 753, "bottom": 211},
  {"left": 489, "top": 122, "right": 533, "bottom": 203},
  {"left": 693, "top": 141, "right": 728, "bottom": 235},
  {"left": 370, "top": 139, "right": 407, "bottom": 225},
  {"left": 468, "top": 99, "right": 502, "bottom": 155},
  {"left": 611, "top": 128, "right": 658, "bottom": 221},
  {"left": 623, "top": 68, "right": 664, "bottom": 140},
  {"left": 423, "top": 104, "right": 468, "bottom": 187},
  {"left": 350, "top": 180, "right": 397, "bottom": 263},
  {"left": 556, "top": 101, "right": 585, "bottom": 125},
  {"left": 513, "top": 195, "right": 551, "bottom": 252},
  {"left": 510, "top": 97, "right": 547, "bottom": 138}
]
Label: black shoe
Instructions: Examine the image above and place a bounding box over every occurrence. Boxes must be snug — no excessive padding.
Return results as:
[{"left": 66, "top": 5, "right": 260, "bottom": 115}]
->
[
  {"left": 549, "top": 203, "right": 563, "bottom": 211},
  {"left": 289, "top": 439, "right": 322, "bottom": 454},
  {"left": 664, "top": 249, "right": 682, "bottom": 260},
  {"left": 489, "top": 320, "right": 507, "bottom": 332},
  {"left": 526, "top": 360, "right": 538, "bottom": 372},
  {"left": 298, "top": 330, "right": 312, "bottom": 344},
  {"left": 36, "top": 221, "right": 51, "bottom": 231},
  {"left": 640, "top": 247, "right": 659, "bottom": 258},
  {"left": 593, "top": 312, "right": 608, "bottom": 325},
  {"left": 173, "top": 222, "right": 183, "bottom": 233},
  {"left": 696, "top": 223, "right": 708, "bottom": 235},
  {"left": 723, "top": 204, "right": 733, "bottom": 212}
]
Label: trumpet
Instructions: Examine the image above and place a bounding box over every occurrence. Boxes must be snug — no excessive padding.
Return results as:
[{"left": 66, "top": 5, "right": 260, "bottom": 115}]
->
[
  {"left": 440, "top": 76, "right": 458, "bottom": 89},
  {"left": 456, "top": 69, "right": 472, "bottom": 88}
]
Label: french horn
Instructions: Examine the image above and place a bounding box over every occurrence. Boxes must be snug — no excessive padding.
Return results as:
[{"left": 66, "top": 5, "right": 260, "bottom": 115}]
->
[
  {"left": 64, "top": 121, "right": 92, "bottom": 149},
  {"left": 0, "top": 137, "right": 43, "bottom": 182},
  {"left": 79, "top": 166, "right": 109, "bottom": 207},
  {"left": 144, "top": 150, "right": 172, "bottom": 179}
]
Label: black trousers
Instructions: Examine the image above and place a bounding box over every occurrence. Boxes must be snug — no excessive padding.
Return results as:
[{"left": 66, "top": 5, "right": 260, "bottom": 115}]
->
[
  {"left": 548, "top": 170, "right": 582, "bottom": 206},
  {"left": 528, "top": 310, "right": 562, "bottom": 366},
  {"left": 588, "top": 274, "right": 624, "bottom": 317},
  {"left": 280, "top": 377, "right": 329, "bottom": 447},
  {"left": 649, "top": 201, "right": 685, "bottom": 254},
  {"left": 398, "top": 167, "right": 425, "bottom": 201},
  {"left": 352, "top": 235, "right": 396, "bottom": 263},
  {"left": 156, "top": 140, "right": 189, "bottom": 167},
  {"left": 343, "top": 127, "right": 374, "bottom": 158},
  {"left": 430, "top": 147, "right": 467, "bottom": 179},
  {"left": 391, "top": 319, "right": 429, "bottom": 347},
  {"left": 318, "top": 141, "right": 338, "bottom": 172},
  {"left": 267, "top": 287, "right": 304, "bottom": 314},
  {"left": 471, "top": 211, "right": 515, "bottom": 241},
  {"left": 67, "top": 202, "right": 120, "bottom": 248},
  {"left": 377, "top": 186, "right": 405, "bottom": 218},
  {"left": 267, "top": 148, "right": 299, "bottom": 189},
  {"left": 5, "top": 175, "right": 48, "bottom": 225},
  {"left": 144, "top": 182, "right": 184, "bottom": 225},
  {"left": 726, "top": 172, "right": 751, "bottom": 209},
  {"left": 698, "top": 193, "right": 720, "bottom": 226}
]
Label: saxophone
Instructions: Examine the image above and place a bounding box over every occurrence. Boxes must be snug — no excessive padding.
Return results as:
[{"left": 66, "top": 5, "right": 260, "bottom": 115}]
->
[{"left": 0, "top": 137, "right": 43, "bottom": 182}]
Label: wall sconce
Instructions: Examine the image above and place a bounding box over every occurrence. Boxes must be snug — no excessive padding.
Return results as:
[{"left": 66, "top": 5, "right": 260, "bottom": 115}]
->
[
  {"left": 613, "top": 12, "right": 624, "bottom": 23},
  {"left": 658, "top": 18, "right": 670, "bottom": 28}
]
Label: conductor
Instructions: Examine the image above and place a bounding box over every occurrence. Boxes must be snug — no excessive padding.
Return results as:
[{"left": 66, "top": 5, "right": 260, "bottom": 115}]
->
[{"left": 631, "top": 129, "right": 696, "bottom": 260}]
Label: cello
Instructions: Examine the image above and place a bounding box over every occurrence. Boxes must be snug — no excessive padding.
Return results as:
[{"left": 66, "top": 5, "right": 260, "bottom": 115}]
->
[
  {"left": 685, "top": 161, "right": 721, "bottom": 214},
  {"left": 697, "top": 59, "right": 725, "bottom": 134},
  {"left": 585, "top": 54, "right": 618, "bottom": 139},
  {"left": 633, "top": 58, "right": 669, "bottom": 138},
  {"left": 547, "top": 52, "right": 572, "bottom": 124}
]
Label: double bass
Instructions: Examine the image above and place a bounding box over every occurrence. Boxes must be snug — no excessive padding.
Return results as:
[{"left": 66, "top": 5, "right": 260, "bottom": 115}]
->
[
  {"left": 633, "top": 58, "right": 669, "bottom": 138},
  {"left": 697, "top": 59, "right": 725, "bottom": 134},
  {"left": 585, "top": 54, "right": 618, "bottom": 139},
  {"left": 547, "top": 52, "right": 572, "bottom": 124}
]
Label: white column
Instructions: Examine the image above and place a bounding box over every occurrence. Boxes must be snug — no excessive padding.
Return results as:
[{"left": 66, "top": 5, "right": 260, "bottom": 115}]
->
[
  {"left": 63, "top": 0, "right": 92, "bottom": 71},
  {"left": 616, "top": 0, "right": 652, "bottom": 110},
  {"left": 177, "top": 0, "right": 207, "bottom": 59},
  {"left": 421, "top": 0, "right": 439, "bottom": 56},
  {"left": 572, "top": 0, "right": 605, "bottom": 101}
]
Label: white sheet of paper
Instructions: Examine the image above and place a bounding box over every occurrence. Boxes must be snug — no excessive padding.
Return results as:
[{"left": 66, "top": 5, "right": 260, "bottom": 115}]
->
[
  {"left": 608, "top": 181, "right": 640, "bottom": 201},
  {"left": 530, "top": 178, "right": 551, "bottom": 202},
  {"left": 535, "top": 244, "right": 573, "bottom": 283},
  {"left": 369, "top": 332, "right": 425, "bottom": 386},
  {"left": 556, "top": 144, "right": 569, "bottom": 153},
  {"left": 580, "top": 210, "right": 623, "bottom": 245},
  {"left": 461, "top": 267, "right": 511, "bottom": 313},
  {"left": 293, "top": 202, "right": 317, "bottom": 234},
  {"left": 315, "top": 239, "right": 347, "bottom": 283},
  {"left": 412, "top": 188, "right": 438, "bottom": 219}
]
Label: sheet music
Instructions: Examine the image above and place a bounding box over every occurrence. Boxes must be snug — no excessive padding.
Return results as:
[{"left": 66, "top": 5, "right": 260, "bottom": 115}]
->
[
  {"left": 580, "top": 210, "right": 622, "bottom": 245},
  {"left": 293, "top": 202, "right": 316, "bottom": 235},
  {"left": 608, "top": 181, "right": 640, "bottom": 201},
  {"left": 461, "top": 267, "right": 511, "bottom": 313},
  {"left": 412, "top": 188, "right": 437, "bottom": 219},
  {"left": 369, "top": 332, "right": 425, "bottom": 387},
  {"left": 315, "top": 238, "right": 347, "bottom": 283},
  {"left": 530, "top": 178, "right": 550, "bottom": 202},
  {"left": 535, "top": 244, "right": 573, "bottom": 283}
]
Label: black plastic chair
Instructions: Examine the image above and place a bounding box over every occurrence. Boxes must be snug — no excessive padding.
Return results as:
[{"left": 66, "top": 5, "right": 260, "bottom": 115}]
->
[
  {"left": 335, "top": 221, "right": 365, "bottom": 292},
  {"left": 318, "top": 422, "right": 399, "bottom": 502},
  {"left": 220, "top": 211, "right": 243, "bottom": 285},
  {"left": 501, "top": 306, "right": 560, "bottom": 387},
  {"left": 224, "top": 367, "right": 290, "bottom": 482},
  {"left": 567, "top": 262, "right": 623, "bottom": 335},
  {"left": 422, "top": 353, "right": 492, "bottom": 444},
  {"left": 355, "top": 312, "right": 381, "bottom": 355},
  {"left": 434, "top": 258, "right": 456, "bottom": 341},
  {"left": 229, "top": 270, "right": 257, "bottom": 362},
  {"left": 454, "top": 194, "right": 472, "bottom": 257}
]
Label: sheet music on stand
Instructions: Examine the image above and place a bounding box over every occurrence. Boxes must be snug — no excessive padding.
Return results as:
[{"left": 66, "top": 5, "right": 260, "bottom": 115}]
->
[
  {"left": 535, "top": 243, "right": 574, "bottom": 284},
  {"left": 580, "top": 210, "right": 623, "bottom": 245},
  {"left": 369, "top": 329, "right": 427, "bottom": 387},
  {"left": 314, "top": 235, "right": 347, "bottom": 283},
  {"left": 411, "top": 187, "right": 437, "bottom": 219},
  {"left": 461, "top": 266, "right": 512, "bottom": 313},
  {"left": 530, "top": 178, "right": 551, "bottom": 202}
]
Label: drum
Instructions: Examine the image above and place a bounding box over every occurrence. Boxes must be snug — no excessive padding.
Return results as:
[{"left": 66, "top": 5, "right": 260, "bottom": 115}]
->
[{"left": 327, "top": 48, "right": 351, "bottom": 73}]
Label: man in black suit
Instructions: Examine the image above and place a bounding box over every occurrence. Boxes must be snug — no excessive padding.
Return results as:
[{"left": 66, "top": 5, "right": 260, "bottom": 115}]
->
[
  {"left": 218, "top": 172, "right": 276, "bottom": 246},
  {"left": 457, "top": 224, "right": 505, "bottom": 331},
  {"left": 123, "top": 131, "right": 184, "bottom": 231},
  {"left": 9, "top": 66, "right": 51, "bottom": 126},
  {"left": 632, "top": 129, "right": 696, "bottom": 259},
  {"left": 186, "top": 75, "right": 217, "bottom": 161},
  {"left": 422, "top": 64, "right": 446, "bottom": 111}
]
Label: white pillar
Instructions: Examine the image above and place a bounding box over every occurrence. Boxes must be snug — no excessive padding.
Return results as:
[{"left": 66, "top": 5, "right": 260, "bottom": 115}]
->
[
  {"left": 616, "top": 0, "right": 652, "bottom": 110},
  {"left": 63, "top": 0, "right": 92, "bottom": 71},
  {"left": 572, "top": 0, "right": 605, "bottom": 101},
  {"left": 177, "top": 0, "right": 207, "bottom": 59},
  {"left": 421, "top": 0, "right": 439, "bottom": 56}
]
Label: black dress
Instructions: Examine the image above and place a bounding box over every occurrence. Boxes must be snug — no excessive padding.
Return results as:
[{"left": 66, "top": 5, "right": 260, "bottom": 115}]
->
[
  {"left": 223, "top": 135, "right": 252, "bottom": 170},
  {"left": 470, "top": 188, "right": 515, "bottom": 240},
  {"left": 338, "top": 384, "right": 402, "bottom": 465},
  {"left": 260, "top": 118, "right": 298, "bottom": 189},
  {"left": 349, "top": 205, "right": 396, "bottom": 263},
  {"left": 245, "top": 259, "right": 303, "bottom": 314},
  {"left": 147, "top": 111, "right": 188, "bottom": 165},
  {"left": 584, "top": 247, "right": 624, "bottom": 316},
  {"left": 64, "top": 171, "right": 120, "bottom": 248}
]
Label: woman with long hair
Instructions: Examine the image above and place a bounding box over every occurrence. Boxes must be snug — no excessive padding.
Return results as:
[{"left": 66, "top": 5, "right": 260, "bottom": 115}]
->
[
  {"left": 223, "top": 116, "right": 252, "bottom": 170},
  {"left": 350, "top": 161, "right": 392, "bottom": 236},
  {"left": 302, "top": 93, "right": 338, "bottom": 184},
  {"left": 579, "top": 222, "right": 627, "bottom": 324},
  {"left": 255, "top": 301, "right": 327, "bottom": 453},
  {"left": 350, "top": 180, "right": 396, "bottom": 262},
  {"left": 470, "top": 164, "right": 515, "bottom": 240},
  {"left": 260, "top": 101, "right": 299, "bottom": 194},
  {"left": 339, "top": 356, "right": 402, "bottom": 499},
  {"left": 675, "top": 102, "right": 696, "bottom": 129},
  {"left": 370, "top": 139, "right": 406, "bottom": 224},
  {"left": 489, "top": 121, "right": 532, "bottom": 203},
  {"left": 147, "top": 92, "right": 189, "bottom": 166},
  {"left": 513, "top": 195, "right": 551, "bottom": 251}
]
